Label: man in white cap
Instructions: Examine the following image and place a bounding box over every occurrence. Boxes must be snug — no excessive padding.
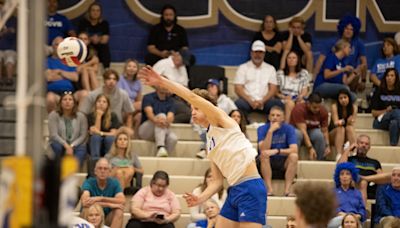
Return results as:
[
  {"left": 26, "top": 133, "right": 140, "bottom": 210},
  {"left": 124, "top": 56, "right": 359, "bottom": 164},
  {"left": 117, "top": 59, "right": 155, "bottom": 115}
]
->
[{"left": 234, "top": 40, "right": 283, "bottom": 122}]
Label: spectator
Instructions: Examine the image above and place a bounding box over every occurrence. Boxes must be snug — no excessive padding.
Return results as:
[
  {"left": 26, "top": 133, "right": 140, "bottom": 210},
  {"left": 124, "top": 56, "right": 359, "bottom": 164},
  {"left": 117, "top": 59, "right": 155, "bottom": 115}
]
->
[
  {"left": 277, "top": 51, "right": 309, "bottom": 122},
  {"left": 87, "top": 94, "right": 120, "bottom": 163},
  {"left": 80, "top": 204, "right": 109, "bottom": 228},
  {"left": 78, "top": 2, "right": 111, "bottom": 68},
  {"left": 341, "top": 213, "right": 361, "bottom": 228},
  {"left": 234, "top": 40, "right": 283, "bottom": 122},
  {"left": 258, "top": 106, "right": 298, "bottom": 196},
  {"left": 153, "top": 51, "right": 191, "bottom": 123},
  {"left": 338, "top": 134, "right": 382, "bottom": 204},
  {"left": 0, "top": 2, "right": 16, "bottom": 87},
  {"left": 80, "top": 158, "right": 125, "bottom": 228},
  {"left": 252, "top": 15, "right": 282, "bottom": 70},
  {"left": 117, "top": 59, "right": 142, "bottom": 139},
  {"left": 314, "top": 15, "right": 367, "bottom": 91},
  {"left": 46, "top": 36, "right": 88, "bottom": 113},
  {"left": 77, "top": 31, "right": 99, "bottom": 91},
  {"left": 330, "top": 89, "right": 357, "bottom": 159},
  {"left": 189, "top": 168, "right": 227, "bottom": 224},
  {"left": 370, "top": 38, "right": 400, "bottom": 87},
  {"left": 188, "top": 199, "right": 221, "bottom": 228},
  {"left": 80, "top": 69, "right": 135, "bottom": 136},
  {"left": 207, "top": 79, "right": 237, "bottom": 114},
  {"left": 138, "top": 86, "right": 177, "bottom": 157},
  {"left": 281, "top": 17, "right": 313, "bottom": 73},
  {"left": 229, "top": 109, "right": 247, "bottom": 137},
  {"left": 106, "top": 131, "right": 143, "bottom": 191},
  {"left": 328, "top": 162, "right": 366, "bottom": 228},
  {"left": 48, "top": 92, "right": 87, "bottom": 168},
  {"left": 294, "top": 182, "right": 336, "bottom": 228},
  {"left": 46, "top": 0, "right": 75, "bottom": 45},
  {"left": 375, "top": 167, "right": 400, "bottom": 227},
  {"left": 126, "top": 170, "right": 181, "bottom": 228},
  {"left": 371, "top": 68, "right": 400, "bottom": 146},
  {"left": 286, "top": 216, "right": 297, "bottom": 228},
  {"left": 313, "top": 39, "right": 357, "bottom": 102},
  {"left": 145, "top": 4, "right": 194, "bottom": 66},
  {"left": 290, "top": 93, "right": 330, "bottom": 160}
]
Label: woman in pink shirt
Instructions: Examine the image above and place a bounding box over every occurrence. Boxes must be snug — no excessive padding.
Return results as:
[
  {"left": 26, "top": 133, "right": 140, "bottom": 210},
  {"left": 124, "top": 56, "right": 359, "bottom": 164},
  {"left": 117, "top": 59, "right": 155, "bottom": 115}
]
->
[{"left": 126, "top": 171, "right": 181, "bottom": 228}]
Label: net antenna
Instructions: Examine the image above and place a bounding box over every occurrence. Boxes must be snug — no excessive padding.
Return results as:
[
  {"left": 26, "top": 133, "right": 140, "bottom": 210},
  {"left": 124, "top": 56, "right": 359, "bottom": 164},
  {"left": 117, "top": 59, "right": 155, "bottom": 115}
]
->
[{"left": 0, "top": 0, "right": 18, "bottom": 31}]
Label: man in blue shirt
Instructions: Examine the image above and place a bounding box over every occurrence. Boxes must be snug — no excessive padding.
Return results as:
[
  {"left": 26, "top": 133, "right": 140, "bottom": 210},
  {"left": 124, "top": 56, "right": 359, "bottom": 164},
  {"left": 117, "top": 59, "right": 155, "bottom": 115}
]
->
[
  {"left": 46, "top": 0, "right": 76, "bottom": 45},
  {"left": 80, "top": 158, "right": 125, "bottom": 228},
  {"left": 257, "top": 106, "right": 298, "bottom": 196},
  {"left": 375, "top": 167, "right": 400, "bottom": 227},
  {"left": 138, "top": 85, "right": 177, "bottom": 157}
]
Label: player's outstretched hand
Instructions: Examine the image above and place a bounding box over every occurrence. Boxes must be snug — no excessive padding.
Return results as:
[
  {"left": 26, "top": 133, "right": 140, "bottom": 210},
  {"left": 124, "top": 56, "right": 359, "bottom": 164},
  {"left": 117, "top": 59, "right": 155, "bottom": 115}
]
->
[
  {"left": 183, "top": 192, "right": 200, "bottom": 207},
  {"left": 138, "top": 65, "right": 163, "bottom": 87}
]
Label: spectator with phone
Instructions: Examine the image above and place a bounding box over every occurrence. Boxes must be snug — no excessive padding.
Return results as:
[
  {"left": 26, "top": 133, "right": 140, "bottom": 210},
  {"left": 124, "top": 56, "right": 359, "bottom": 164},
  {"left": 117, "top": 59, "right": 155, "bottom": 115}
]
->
[
  {"left": 127, "top": 170, "right": 181, "bottom": 228},
  {"left": 371, "top": 68, "right": 400, "bottom": 146}
]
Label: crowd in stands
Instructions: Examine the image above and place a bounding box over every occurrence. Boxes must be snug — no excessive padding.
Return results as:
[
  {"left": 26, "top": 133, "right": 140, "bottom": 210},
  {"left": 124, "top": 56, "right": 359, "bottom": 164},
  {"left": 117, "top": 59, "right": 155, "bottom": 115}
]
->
[{"left": 1, "top": 0, "right": 397, "bottom": 227}]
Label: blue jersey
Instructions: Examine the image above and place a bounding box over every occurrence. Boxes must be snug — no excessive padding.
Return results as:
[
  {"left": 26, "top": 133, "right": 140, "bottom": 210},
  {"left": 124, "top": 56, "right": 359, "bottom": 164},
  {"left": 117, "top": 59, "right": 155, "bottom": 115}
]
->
[
  {"left": 314, "top": 52, "right": 345, "bottom": 89},
  {"left": 46, "top": 56, "right": 77, "bottom": 93},
  {"left": 257, "top": 123, "right": 297, "bottom": 155},
  {"left": 371, "top": 55, "right": 400, "bottom": 80},
  {"left": 323, "top": 38, "right": 366, "bottom": 67},
  {"left": 47, "top": 13, "right": 73, "bottom": 44}
]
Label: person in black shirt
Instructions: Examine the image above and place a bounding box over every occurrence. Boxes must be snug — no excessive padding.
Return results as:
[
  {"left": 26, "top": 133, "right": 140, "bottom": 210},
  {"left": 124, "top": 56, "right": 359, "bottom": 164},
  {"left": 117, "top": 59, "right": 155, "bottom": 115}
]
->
[
  {"left": 281, "top": 17, "right": 313, "bottom": 73},
  {"left": 371, "top": 68, "right": 400, "bottom": 146},
  {"left": 78, "top": 2, "right": 111, "bottom": 68},
  {"left": 338, "top": 134, "right": 383, "bottom": 204},
  {"left": 145, "top": 4, "right": 194, "bottom": 66},
  {"left": 252, "top": 15, "right": 283, "bottom": 70}
]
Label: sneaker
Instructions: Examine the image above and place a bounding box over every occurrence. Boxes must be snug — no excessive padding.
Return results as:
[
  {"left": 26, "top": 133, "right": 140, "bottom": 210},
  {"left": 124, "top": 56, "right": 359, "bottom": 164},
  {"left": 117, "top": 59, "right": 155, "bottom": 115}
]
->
[
  {"left": 156, "top": 147, "right": 168, "bottom": 157},
  {"left": 196, "top": 149, "right": 207, "bottom": 159}
]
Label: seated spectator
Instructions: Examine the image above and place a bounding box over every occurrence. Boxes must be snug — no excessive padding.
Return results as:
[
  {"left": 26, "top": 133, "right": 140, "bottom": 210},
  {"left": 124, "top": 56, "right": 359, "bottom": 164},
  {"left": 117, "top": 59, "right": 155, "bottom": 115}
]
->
[
  {"left": 314, "top": 15, "right": 367, "bottom": 90},
  {"left": 375, "top": 167, "right": 400, "bottom": 227},
  {"left": 46, "top": 0, "right": 75, "bottom": 45},
  {"left": 252, "top": 15, "right": 282, "bottom": 70},
  {"left": 117, "top": 59, "right": 142, "bottom": 139},
  {"left": 189, "top": 168, "right": 227, "bottom": 224},
  {"left": 371, "top": 68, "right": 400, "bottom": 146},
  {"left": 234, "top": 40, "right": 283, "bottom": 122},
  {"left": 126, "top": 170, "right": 181, "bottom": 228},
  {"left": 313, "top": 39, "right": 357, "bottom": 102},
  {"left": 78, "top": 2, "right": 110, "bottom": 68},
  {"left": 188, "top": 199, "right": 221, "bottom": 228},
  {"left": 0, "top": 4, "right": 16, "bottom": 86},
  {"left": 281, "top": 17, "right": 313, "bottom": 73},
  {"left": 106, "top": 131, "right": 143, "bottom": 191},
  {"left": 80, "top": 158, "right": 125, "bottom": 228},
  {"left": 286, "top": 215, "right": 297, "bottom": 228},
  {"left": 290, "top": 93, "right": 330, "bottom": 160},
  {"left": 330, "top": 89, "right": 357, "bottom": 158},
  {"left": 277, "top": 51, "right": 309, "bottom": 122},
  {"left": 80, "top": 69, "right": 135, "bottom": 136},
  {"left": 154, "top": 51, "right": 191, "bottom": 123},
  {"left": 294, "top": 182, "right": 336, "bottom": 228},
  {"left": 328, "top": 162, "right": 366, "bottom": 228},
  {"left": 88, "top": 94, "right": 120, "bottom": 163},
  {"left": 138, "top": 86, "right": 177, "bottom": 157},
  {"left": 48, "top": 92, "right": 87, "bottom": 168},
  {"left": 341, "top": 213, "right": 361, "bottom": 228},
  {"left": 46, "top": 36, "right": 88, "bottom": 113},
  {"left": 145, "top": 4, "right": 194, "bottom": 66},
  {"left": 77, "top": 31, "right": 99, "bottom": 91},
  {"left": 258, "top": 106, "right": 298, "bottom": 196},
  {"left": 370, "top": 38, "right": 400, "bottom": 87},
  {"left": 338, "top": 134, "right": 382, "bottom": 204},
  {"left": 80, "top": 204, "right": 109, "bottom": 228},
  {"left": 229, "top": 109, "right": 247, "bottom": 137}
]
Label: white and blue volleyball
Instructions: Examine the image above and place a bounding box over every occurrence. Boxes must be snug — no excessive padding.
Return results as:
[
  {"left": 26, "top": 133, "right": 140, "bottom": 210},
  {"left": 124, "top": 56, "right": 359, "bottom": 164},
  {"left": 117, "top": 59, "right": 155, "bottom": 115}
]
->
[{"left": 57, "top": 37, "right": 87, "bottom": 67}]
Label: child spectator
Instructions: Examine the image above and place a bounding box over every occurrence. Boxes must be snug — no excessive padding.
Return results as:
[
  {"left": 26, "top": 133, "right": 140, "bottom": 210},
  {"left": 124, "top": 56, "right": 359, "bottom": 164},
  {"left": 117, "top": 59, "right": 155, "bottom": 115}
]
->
[
  {"left": 229, "top": 109, "right": 247, "bottom": 137},
  {"left": 77, "top": 31, "right": 99, "bottom": 91},
  {"left": 188, "top": 199, "right": 221, "bottom": 228},
  {"left": 80, "top": 204, "right": 109, "bottom": 228},
  {"left": 341, "top": 213, "right": 361, "bottom": 228}
]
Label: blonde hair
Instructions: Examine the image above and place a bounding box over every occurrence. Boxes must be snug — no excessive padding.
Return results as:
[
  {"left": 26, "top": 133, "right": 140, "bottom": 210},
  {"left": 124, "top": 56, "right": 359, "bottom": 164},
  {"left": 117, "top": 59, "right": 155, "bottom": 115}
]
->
[
  {"left": 192, "top": 88, "right": 217, "bottom": 106},
  {"left": 123, "top": 58, "right": 140, "bottom": 80},
  {"left": 80, "top": 204, "right": 105, "bottom": 228},
  {"left": 332, "top": 39, "right": 350, "bottom": 53},
  {"left": 92, "top": 94, "right": 112, "bottom": 130},
  {"left": 108, "top": 131, "right": 132, "bottom": 159}
]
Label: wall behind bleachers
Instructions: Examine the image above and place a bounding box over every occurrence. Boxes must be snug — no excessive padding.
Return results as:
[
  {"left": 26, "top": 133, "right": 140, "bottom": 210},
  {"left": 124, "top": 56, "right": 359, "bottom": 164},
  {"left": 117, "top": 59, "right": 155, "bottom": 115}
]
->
[{"left": 60, "top": 0, "right": 400, "bottom": 67}]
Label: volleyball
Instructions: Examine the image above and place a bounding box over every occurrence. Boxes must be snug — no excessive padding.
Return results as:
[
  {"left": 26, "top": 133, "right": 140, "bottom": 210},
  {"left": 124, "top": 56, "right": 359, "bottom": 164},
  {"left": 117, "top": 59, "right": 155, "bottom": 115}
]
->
[{"left": 57, "top": 37, "right": 87, "bottom": 67}]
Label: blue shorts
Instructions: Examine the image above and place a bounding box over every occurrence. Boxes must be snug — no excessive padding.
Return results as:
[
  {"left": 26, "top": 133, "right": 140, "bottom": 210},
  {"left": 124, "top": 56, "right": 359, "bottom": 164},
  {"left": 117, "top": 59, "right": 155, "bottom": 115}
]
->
[{"left": 220, "top": 177, "right": 267, "bottom": 225}]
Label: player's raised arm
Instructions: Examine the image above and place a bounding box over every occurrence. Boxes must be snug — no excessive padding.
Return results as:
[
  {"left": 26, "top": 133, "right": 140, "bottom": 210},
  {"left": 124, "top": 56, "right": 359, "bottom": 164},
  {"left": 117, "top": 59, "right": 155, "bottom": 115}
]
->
[{"left": 139, "top": 66, "right": 235, "bottom": 128}]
